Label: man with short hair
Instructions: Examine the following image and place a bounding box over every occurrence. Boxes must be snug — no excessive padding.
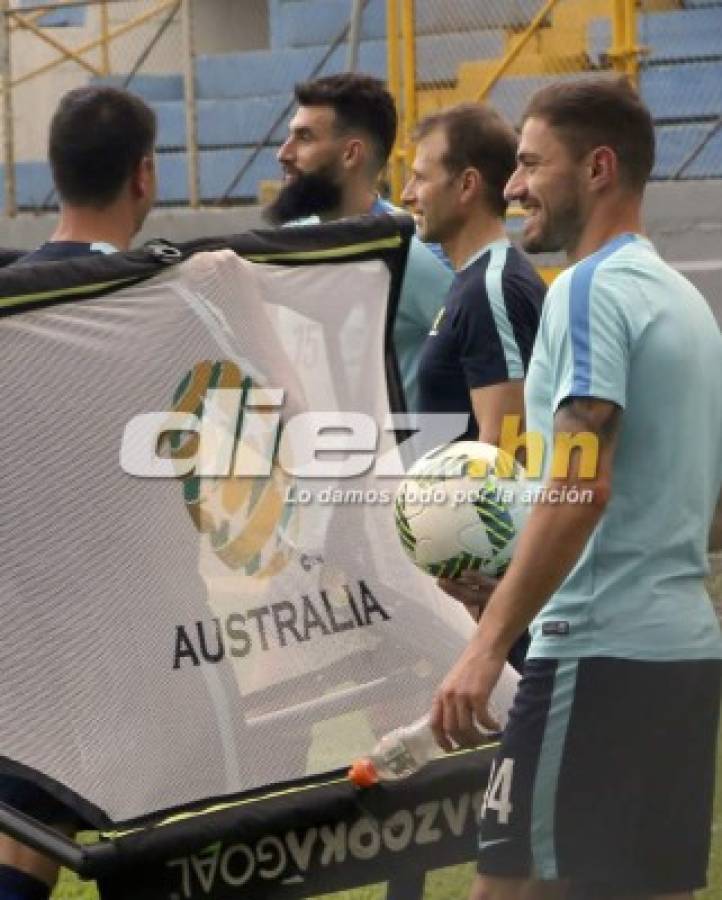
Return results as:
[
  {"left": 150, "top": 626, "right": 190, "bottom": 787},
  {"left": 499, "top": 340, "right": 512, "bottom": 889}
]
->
[
  {"left": 0, "top": 84, "right": 157, "bottom": 900},
  {"left": 433, "top": 76, "right": 722, "bottom": 900},
  {"left": 267, "top": 72, "right": 453, "bottom": 411},
  {"left": 19, "top": 84, "right": 157, "bottom": 264},
  {"left": 401, "top": 103, "right": 545, "bottom": 448}
]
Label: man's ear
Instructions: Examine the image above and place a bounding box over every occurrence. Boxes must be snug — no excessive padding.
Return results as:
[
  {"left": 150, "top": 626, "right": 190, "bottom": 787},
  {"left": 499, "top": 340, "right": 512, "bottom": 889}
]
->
[
  {"left": 459, "top": 167, "right": 482, "bottom": 205},
  {"left": 132, "top": 155, "right": 155, "bottom": 198},
  {"left": 588, "top": 146, "right": 617, "bottom": 192},
  {"left": 341, "top": 137, "right": 366, "bottom": 171}
]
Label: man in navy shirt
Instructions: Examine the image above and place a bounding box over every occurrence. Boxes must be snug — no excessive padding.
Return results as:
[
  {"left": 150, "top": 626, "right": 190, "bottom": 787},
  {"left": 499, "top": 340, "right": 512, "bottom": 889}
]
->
[
  {"left": 17, "top": 85, "right": 157, "bottom": 265},
  {"left": 402, "top": 103, "right": 545, "bottom": 445},
  {"left": 402, "top": 104, "right": 546, "bottom": 670},
  {"left": 1, "top": 85, "right": 157, "bottom": 900}
]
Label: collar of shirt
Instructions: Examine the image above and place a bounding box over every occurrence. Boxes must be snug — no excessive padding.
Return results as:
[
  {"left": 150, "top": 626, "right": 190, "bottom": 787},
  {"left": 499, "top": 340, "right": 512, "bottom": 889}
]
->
[
  {"left": 457, "top": 237, "right": 510, "bottom": 273},
  {"left": 89, "top": 241, "right": 119, "bottom": 254}
]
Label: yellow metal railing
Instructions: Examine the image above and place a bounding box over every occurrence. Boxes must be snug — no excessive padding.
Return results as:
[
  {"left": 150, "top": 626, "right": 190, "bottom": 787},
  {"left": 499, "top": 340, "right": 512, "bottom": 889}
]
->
[
  {"left": 475, "top": 0, "right": 563, "bottom": 102},
  {"left": 386, "top": 0, "right": 402, "bottom": 201},
  {"left": 385, "top": 0, "right": 641, "bottom": 203},
  {"left": 608, "top": 0, "right": 642, "bottom": 82},
  {"left": 9, "top": 0, "right": 178, "bottom": 89},
  {"left": 400, "top": 0, "right": 416, "bottom": 168},
  {"left": 386, "top": 0, "right": 417, "bottom": 203},
  {"left": 0, "top": 0, "right": 197, "bottom": 216}
]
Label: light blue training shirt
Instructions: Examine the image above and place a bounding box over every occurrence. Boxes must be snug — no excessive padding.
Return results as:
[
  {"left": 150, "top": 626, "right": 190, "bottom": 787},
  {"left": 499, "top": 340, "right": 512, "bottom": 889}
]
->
[
  {"left": 289, "top": 198, "right": 452, "bottom": 410},
  {"left": 525, "top": 233, "right": 722, "bottom": 661}
]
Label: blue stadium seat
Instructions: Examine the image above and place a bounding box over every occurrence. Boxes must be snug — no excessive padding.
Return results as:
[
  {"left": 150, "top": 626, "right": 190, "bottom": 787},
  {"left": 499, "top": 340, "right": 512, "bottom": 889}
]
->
[
  {"left": 154, "top": 102, "right": 186, "bottom": 150},
  {"left": 155, "top": 148, "right": 281, "bottom": 204},
  {"left": 154, "top": 97, "right": 290, "bottom": 150},
  {"left": 277, "top": 0, "right": 386, "bottom": 48},
  {"left": 681, "top": 123, "right": 722, "bottom": 177},
  {"left": 416, "top": 31, "right": 505, "bottom": 82},
  {"left": 274, "top": 0, "right": 528, "bottom": 49},
  {"left": 196, "top": 28, "right": 503, "bottom": 104},
  {"left": 93, "top": 74, "right": 184, "bottom": 102},
  {"left": 155, "top": 153, "right": 189, "bottom": 205},
  {"left": 0, "top": 161, "right": 56, "bottom": 210},
  {"left": 641, "top": 61, "right": 722, "bottom": 120},
  {"left": 196, "top": 45, "right": 347, "bottom": 100},
  {"left": 0, "top": 151, "right": 279, "bottom": 209},
  {"left": 18, "top": 161, "right": 55, "bottom": 208},
  {"left": 488, "top": 72, "right": 600, "bottom": 127},
  {"left": 589, "top": 9, "right": 722, "bottom": 65},
  {"left": 653, "top": 124, "right": 717, "bottom": 178},
  {"left": 19, "top": 0, "right": 85, "bottom": 27},
  {"left": 198, "top": 97, "right": 290, "bottom": 147},
  {"left": 200, "top": 148, "right": 282, "bottom": 201}
]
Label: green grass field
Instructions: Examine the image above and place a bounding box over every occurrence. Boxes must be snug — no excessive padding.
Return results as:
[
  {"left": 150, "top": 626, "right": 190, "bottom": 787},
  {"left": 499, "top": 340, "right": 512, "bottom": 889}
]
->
[{"left": 52, "top": 572, "right": 722, "bottom": 900}]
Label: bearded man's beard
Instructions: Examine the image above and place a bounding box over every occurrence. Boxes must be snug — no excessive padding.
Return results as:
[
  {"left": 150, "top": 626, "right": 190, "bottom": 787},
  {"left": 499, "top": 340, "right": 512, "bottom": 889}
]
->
[{"left": 264, "top": 168, "right": 343, "bottom": 225}]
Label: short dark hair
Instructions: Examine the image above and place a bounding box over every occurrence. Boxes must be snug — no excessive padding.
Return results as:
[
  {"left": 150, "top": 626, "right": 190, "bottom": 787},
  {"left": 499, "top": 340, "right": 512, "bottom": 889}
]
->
[
  {"left": 413, "top": 102, "right": 518, "bottom": 216},
  {"left": 294, "top": 73, "right": 397, "bottom": 170},
  {"left": 522, "top": 76, "right": 655, "bottom": 191},
  {"left": 49, "top": 86, "right": 157, "bottom": 207}
]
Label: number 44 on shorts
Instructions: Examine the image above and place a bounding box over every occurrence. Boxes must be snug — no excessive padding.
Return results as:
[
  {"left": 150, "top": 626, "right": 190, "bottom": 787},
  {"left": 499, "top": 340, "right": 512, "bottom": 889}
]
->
[{"left": 481, "top": 758, "right": 514, "bottom": 824}]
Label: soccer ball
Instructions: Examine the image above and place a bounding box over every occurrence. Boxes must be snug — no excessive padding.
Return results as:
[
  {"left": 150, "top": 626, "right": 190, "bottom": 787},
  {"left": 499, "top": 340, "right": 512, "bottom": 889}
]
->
[{"left": 394, "top": 441, "right": 530, "bottom": 578}]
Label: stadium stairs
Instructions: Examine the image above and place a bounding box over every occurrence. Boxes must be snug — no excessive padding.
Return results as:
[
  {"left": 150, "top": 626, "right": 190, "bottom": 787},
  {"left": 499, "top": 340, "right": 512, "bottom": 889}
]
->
[{"left": 3, "top": 0, "right": 721, "bottom": 210}]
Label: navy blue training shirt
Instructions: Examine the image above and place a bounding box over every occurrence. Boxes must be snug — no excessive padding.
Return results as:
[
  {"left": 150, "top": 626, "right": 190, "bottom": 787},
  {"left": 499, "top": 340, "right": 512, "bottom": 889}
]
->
[{"left": 417, "top": 238, "right": 545, "bottom": 440}]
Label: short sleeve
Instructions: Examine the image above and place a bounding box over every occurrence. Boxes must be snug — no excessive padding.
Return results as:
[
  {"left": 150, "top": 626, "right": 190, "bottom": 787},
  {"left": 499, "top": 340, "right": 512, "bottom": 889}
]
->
[
  {"left": 455, "top": 284, "right": 511, "bottom": 389},
  {"left": 455, "top": 247, "right": 540, "bottom": 390},
  {"left": 547, "top": 264, "right": 635, "bottom": 413},
  {"left": 397, "top": 236, "right": 453, "bottom": 333}
]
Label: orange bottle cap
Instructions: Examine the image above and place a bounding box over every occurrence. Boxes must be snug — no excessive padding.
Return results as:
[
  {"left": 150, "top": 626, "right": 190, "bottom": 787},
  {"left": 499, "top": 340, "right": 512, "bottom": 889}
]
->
[{"left": 348, "top": 758, "right": 379, "bottom": 788}]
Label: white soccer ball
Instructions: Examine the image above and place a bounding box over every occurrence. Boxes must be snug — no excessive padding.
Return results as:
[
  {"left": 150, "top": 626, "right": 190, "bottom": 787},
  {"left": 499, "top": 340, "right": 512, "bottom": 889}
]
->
[{"left": 394, "top": 441, "right": 530, "bottom": 577}]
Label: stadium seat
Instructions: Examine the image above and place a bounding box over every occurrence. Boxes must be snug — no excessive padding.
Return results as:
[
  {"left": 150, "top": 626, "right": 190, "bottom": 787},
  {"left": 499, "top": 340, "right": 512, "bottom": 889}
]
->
[
  {"left": 681, "top": 0, "right": 722, "bottom": 8},
  {"left": 275, "top": 0, "right": 386, "bottom": 48},
  {"left": 153, "top": 102, "right": 185, "bottom": 151},
  {"left": 653, "top": 124, "right": 718, "bottom": 178},
  {"left": 589, "top": 9, "right": 722, "bottom": 65},
  {"left": 93, "top": 74, "right": 184, "bottom": 102},
  {"left": 0, "top": 160, "right": 56, "bottom": 210},
  {"left": 641, "top": 61, "right": 722, "bottom": 120},
  {"left": 19, "top": 0, "right": 85, "bottom": 27},
  {"left": 196, "top": 27, "right": 504, "bottom": 103},
  {"left": 274, "top": 0, "right": 530, "bottom": 49},
  {"left": 199, "top": 147, "right": 282, "bottom": 201},
  {"left": 154, "top": 96, "right": 290, "bottom": 150},
  {"left": 155, "top": 147, "right": 281, "bottom": 204},
  {"left": 196, "top": 45, "right": 345, "bottom": 100},
  {"left": 488, "top": 72, "right": 600, "bottom": 127},
  {"left": 416, "top": 31, "right": 505, "bottom": 83},
  {"left": 680, "top": 123, "right": 722, "bottom": 178}
]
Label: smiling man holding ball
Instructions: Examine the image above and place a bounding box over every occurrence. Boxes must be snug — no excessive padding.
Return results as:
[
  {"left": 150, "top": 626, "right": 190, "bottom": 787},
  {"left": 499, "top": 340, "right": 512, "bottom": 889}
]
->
[{"left": 434, "top": 76, "right": 722, "bottom": 900}]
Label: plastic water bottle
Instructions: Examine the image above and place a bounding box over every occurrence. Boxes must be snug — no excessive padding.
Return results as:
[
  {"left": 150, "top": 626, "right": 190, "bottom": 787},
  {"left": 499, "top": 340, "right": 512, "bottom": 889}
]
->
[
  {"left": 348, "top": 714, "right": 442, "bottom": 786},
  {"left": 349, "top": 663, "right": 520, "bottom": 787}
]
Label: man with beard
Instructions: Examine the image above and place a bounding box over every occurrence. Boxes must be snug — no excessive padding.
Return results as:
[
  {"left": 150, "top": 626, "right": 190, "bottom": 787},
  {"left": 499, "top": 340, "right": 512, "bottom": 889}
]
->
[
  {"left": 432, "top": 76, "right": 722, "bottom": 900},
  {"left": 267, "top": 73, "right": 453, "bottom": 411}
]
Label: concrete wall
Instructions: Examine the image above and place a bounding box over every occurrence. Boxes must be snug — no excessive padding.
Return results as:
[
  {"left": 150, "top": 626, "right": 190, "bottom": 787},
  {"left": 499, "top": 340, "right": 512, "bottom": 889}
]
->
[
  {"left": 3, "top": 1, "right": 269, "bottom": 162},
  {"left": 193, "top": 0, "right": 269, "bottom": 55},
  {"left": 1, "top": 179, "right": 720, "bottom": 325}
]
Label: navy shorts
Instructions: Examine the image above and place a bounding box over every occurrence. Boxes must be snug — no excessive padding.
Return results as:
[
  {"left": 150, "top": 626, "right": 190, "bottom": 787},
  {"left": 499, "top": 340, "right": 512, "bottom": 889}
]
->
[{"left": 478, "top": 657, "right": 721, "bottom": 895}]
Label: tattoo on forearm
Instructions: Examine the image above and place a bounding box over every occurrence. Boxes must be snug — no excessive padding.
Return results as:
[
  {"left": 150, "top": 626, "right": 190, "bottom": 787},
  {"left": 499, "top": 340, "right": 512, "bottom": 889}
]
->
[{"left": 556, "top": 398, "right": 621, "bottom": 445}]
